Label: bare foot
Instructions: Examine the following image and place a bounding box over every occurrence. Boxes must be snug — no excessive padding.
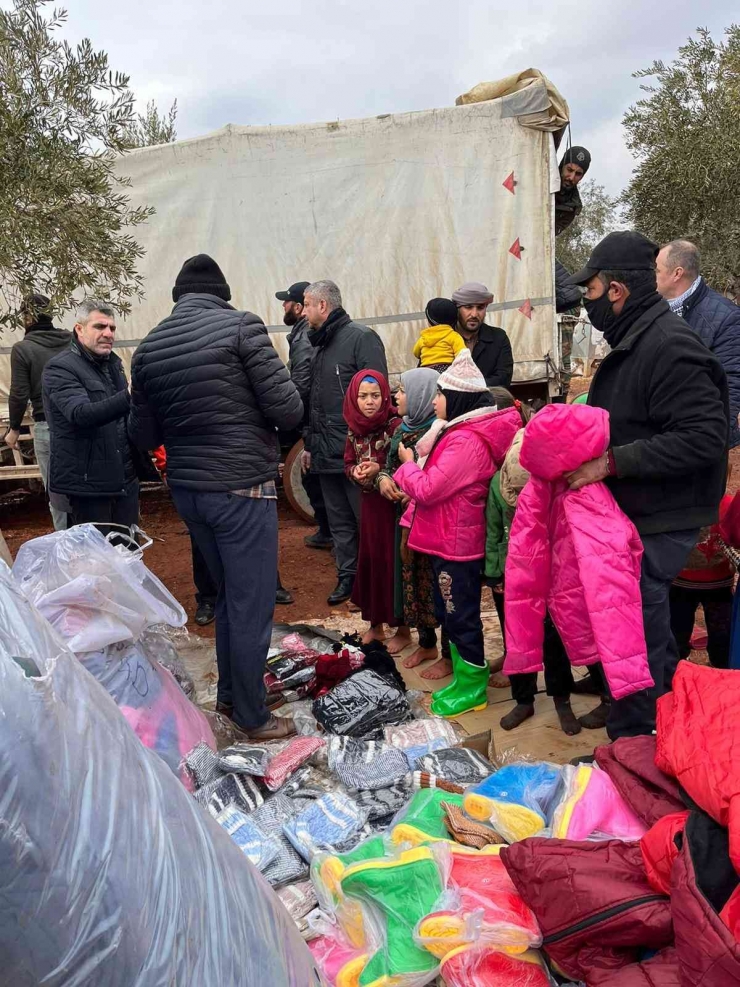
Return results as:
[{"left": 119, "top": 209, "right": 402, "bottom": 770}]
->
[
  {"left": 489, "top": 656, "right": 505, "bottom": 674},
  {"left": 361, "top": 625, "right": 386, "bottom": 645},
  {"left": 419, "top": 657, "right": 453, "bottom": 680},
  {"left": 402, "top": 646, "right": 438, "bottom": 668},
  {"left": 490, "top": 671, "right": 510, "bottom": 688},
  {"left": 386, "top": 629, "right": 412, "bottom": 654}
]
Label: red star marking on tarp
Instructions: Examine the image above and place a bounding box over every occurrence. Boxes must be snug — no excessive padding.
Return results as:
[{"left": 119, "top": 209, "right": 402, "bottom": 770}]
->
[
  {"left": 518, "top": 299, "right": 533, "bottom": 319},
  {"left": 509, "top": 238, "right": 522, "bottom": 259},
  {"left": 502, "top": 171, "right": 516, "bottom": 194}
]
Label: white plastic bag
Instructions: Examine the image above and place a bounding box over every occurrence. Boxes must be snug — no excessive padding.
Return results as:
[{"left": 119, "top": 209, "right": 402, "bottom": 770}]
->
[{"left": 0, "top": 562, "right": 320, "bottom": 986}]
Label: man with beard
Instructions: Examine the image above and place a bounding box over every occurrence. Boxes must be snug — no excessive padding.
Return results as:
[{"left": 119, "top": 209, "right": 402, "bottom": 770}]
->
[
  {"left": 564, "top": 231, "right": 728, "bottom": 739},
  {"left": 555, "top": 145, "right": 590, "bottom": 236},
  {"left": 451, "top": 282, "right": 513, "bottom": 387},
  {"left": 275, "top": 280, "right": 332, "bottom": 552}
]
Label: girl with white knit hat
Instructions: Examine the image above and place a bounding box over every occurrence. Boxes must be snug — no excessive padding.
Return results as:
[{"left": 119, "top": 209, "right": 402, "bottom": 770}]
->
[{"left": 393, "top": 349, "right": 524, "bottom": 718}]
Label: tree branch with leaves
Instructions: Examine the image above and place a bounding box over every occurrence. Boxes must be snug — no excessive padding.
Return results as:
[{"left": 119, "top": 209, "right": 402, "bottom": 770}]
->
[{"left": 0, "top": 0, "right": 177, "bottom": 332}]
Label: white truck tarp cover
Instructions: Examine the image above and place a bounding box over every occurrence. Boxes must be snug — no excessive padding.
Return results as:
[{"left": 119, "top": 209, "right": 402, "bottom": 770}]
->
[{"left": 0, "top": 80, "right": 562, "bottom": 410}]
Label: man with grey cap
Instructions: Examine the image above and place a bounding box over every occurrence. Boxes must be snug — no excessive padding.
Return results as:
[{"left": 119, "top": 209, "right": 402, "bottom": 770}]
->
[
  {"left": 563, "top": 231, "right": 728, "bottom": 740},
  {"left": 452, "top": 282, "right": 513, "bottom": 387}
]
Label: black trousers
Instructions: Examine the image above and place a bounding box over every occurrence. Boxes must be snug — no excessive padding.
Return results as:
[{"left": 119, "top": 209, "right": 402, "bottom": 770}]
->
[
  {"left": 302, "top": 468, "right": 331, "bottom": 536},
  {"left": 430, "top": 556, "right": 486, "bottom": 666},
  {"left": 319, "top": 473, "right": 361, "bottom": 580},
  {"left": 68, "top": 480, "right": 139, "bottom": 534},
  {"left": 508, "top": 615, "right": 607, "bottom": 704},
  {"left": 669, "top": 582, "right": 733, "bottom": 670},
  {"left": 607, "top": 528, "right": 699, "bottom": 740},
  {"left": 191, "top": 534, "right": 218, "bottom": 606}
]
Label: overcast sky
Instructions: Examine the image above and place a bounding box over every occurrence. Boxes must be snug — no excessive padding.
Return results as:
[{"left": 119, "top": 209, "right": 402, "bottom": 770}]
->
[{"left": 53, "top": 1, "right": 738, "bottom": 196}]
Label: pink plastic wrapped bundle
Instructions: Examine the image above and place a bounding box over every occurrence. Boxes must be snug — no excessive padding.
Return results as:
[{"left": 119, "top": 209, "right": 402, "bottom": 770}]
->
[
  {"left": 416, "top": 845, "right": 541, "bottom": 959},
  {"left": 550, "top": 763, "right": 648, "bottom": 842},
  {"left": 81, "top": 641, "right": 215, "bottom": 790},
  {"left": 263, "top": 736, "right": 326, "bottom": 791},
  {"left": 309, "top": 931, "right": 370, "bottom": 986},
  {"left": 439, "top": 945, "right": 551, "bottom": 987}
]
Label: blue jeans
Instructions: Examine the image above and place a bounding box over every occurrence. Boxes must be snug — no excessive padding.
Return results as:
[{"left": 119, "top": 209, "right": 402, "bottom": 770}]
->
[
  {"left": 607, "top": 528, "right": 699, "bottom": 740},
  {"left": 430, "top": 556, "right": 485, "bottom": 666},
  {"left": 171, "top": 489, "right": 278, "bottom": 730}
]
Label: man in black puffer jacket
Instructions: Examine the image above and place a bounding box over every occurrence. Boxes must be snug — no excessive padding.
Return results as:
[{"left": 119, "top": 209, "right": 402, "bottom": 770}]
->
[
  {"left": 302, "top": 280, "right": 388, "bottom": 605},
  {"left": 129, "top": 255, "right": 303, "bottom": 740},
  {"left": 42, "top": 299, "right": 152, "bottom": 529}
]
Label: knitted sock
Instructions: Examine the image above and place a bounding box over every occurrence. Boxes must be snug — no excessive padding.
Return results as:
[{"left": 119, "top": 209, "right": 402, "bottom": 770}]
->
[
  {"left": 252, "top": 794, "right": 309, "bottom": 887},
  {"left": 201, "top": 772, "right": 264, "bottom": 817},
  {"left": 414, "top": 747, "right": 494, "bottom": 785},
  {"left": 412, "top": 770, "right": 466, "bottom": 795},
  {"left": 328, "top": 736, "right": 410, "bottom": 791},
  {"left": 185, "top": 741, "right": 221, "bottom": 788},
  {"left": 214, "top": 805, "right": 279, "bottom": 873},
  {"left": 353, "top": 782, "right": 413, "bottom": 821},
  {"left": 441, "top": 801, "right": 505, "bottom": 848},
  {"left": 283, "top": 792, "right": 369, "bottom": 861}
]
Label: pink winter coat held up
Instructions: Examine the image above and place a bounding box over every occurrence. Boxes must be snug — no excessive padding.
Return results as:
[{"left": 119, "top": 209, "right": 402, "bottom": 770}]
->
[
  {"left": 503, "top": 404, "right": 651, "bottom": 701},
  {"left": 394, "top": 406, "right": 521, "bottom": 561}
]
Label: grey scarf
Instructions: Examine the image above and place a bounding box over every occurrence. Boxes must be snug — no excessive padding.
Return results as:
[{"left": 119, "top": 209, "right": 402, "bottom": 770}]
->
[{"left": 401, "top": 368, "right": 439, "bottom": 429}]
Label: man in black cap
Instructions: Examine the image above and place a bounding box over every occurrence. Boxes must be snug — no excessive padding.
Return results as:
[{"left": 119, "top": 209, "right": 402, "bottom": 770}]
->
[
  {"left": 275, "top": 280, "right": 332, "bottom": 552},
  {"left": 129, "top": 254, "right": 304, "bottom": 741},
  {"left": 555, "top": 145, "right": 591, "bottom": 236},
  {"left": 564, "top": 231, "right": 729, "bottom": 739}
]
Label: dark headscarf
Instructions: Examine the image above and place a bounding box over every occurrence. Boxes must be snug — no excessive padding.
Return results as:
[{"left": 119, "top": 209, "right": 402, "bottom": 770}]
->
[
  {"left": 442, "top": 388, "right": 495, "bottom": 423},
  {"left": 343, "top": 370, "right": 392, "bottom": 437}
]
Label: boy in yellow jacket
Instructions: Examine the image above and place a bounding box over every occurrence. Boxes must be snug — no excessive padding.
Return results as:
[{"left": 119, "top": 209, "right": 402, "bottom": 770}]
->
[{"left": 414, "top": 298, "right": 466, "bottom": 372}]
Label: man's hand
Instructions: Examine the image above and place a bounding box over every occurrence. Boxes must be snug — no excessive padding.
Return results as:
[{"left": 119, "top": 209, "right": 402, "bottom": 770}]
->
[
  {"left": 4, "top": 428, "right": 20, "bottom": 450},
  {"left": 397, "top": 442, "right": 415, "bottom": 465},
  {"left": 565, "top": 453, "right": 609, "bottom": 491},
  {"left": 300, "top": 449, "right": 311, "bottom": 474}
]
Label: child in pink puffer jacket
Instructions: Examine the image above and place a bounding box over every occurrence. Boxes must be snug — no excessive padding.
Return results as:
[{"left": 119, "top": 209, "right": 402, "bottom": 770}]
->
[{"left": 394, "top": 350, "right": 521, "bottom": 719}]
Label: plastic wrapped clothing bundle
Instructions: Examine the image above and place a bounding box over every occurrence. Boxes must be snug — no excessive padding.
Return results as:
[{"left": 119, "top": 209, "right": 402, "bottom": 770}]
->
[
  {"left": 550, "top": 763, "right": 647, "bottom": 842},
  {"left": 390, "top": 788, "right": 465, "bottom": 847},
  {"left": 214, "top": 805, "right": 280, "bottom": 872},
  {"left": 414, "top": 747, "right": 495, "bottom": 785},
  {"left": 0, "top": 564, "right": 320, "bottom": 986},
  {"left": 439, "top": 945, "right": 551, "bottom": 987},
  {"left": 463, "top": 762, "right": 563, "bottom": 843},
  {"left": 416, "top": 845, "right": 541, "bottom": 958},
  {"left": 13, "top": 524, "right": 186, "bottom": 650},
  {"left": 283, "top": 791, "right": 370, "bottom": 861},
  {"left": 81, "top": 640, "right": 215, "bottom": 789},
  {"left": 312, "top": 669, "right": 410, "bottom": 736},
  {"left": 328, "top": 736, "right": 411, "bottom": 791}
]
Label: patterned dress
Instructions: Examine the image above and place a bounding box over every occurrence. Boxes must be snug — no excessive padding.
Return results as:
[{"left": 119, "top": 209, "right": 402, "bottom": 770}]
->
[
  {"left": 344, "top": 416, "right": 401, "bottom": 625},
  {"left": 381, "top": 417, "right": 439, "bottom": 630}
]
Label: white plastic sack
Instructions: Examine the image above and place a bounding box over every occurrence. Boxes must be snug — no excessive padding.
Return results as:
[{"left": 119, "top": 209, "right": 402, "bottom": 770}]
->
[
  {"left": 0, "top": 562, "right": 321, "bottom": 986},
  {"left": 13, "top": 524, "right": 186, "bottom": 649}
]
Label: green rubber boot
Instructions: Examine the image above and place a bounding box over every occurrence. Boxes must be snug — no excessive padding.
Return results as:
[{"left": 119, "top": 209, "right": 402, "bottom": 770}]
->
[
  {"left": 389, "top": 788, "right": 465, "bottom": 847},
  {"left": 431, "top": 655, "right": 489, "bottom": 718},
  {"left": 430, "top": 642, "right": 463, "bottom": 704},
  {"left": 340, "top": 846, "right": 443, "bottom": 987}
]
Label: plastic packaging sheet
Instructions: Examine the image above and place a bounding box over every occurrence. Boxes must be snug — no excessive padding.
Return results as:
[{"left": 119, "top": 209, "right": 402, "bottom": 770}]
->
[
  {"left": 463, "top": 762, "right": 563, "bottom": 844},
  {"left": 438, "top": 944, "right": 553, "bottom": 987},
  {"left": 13, "top": 524, "right": 186, "bottom": 649},
  {"left": 0, "top": 563, "right": 321, "bottom": 986},
  {"left": 550, "top": 764, "right": 647, "bottom": 842}
]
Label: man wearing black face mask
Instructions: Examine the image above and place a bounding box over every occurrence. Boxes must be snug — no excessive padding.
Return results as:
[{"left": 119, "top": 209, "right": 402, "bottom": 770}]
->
[{"left": 564, "top": 231, "right": 729, "bottom": 740}]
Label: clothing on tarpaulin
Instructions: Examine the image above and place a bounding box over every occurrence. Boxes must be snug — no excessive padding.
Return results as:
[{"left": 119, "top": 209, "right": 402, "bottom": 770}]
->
[
  {"left": 586, "top": 295, "right": 729, "bottom": 536},
  {"left": 344, "top": 413, "right": 401, "bottom": 626},
  {"left": 504, "top": 403, "right": 652, "bottom": 701},
  {"left": 128, "top": 293, "right": 303, "bottom": 490}
]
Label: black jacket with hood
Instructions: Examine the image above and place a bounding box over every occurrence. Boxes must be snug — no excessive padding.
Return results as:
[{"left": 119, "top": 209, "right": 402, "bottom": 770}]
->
[
  {"left": 588, "top": 296, "right": 729, "bottom": 535},
  {"left": 8, "top": 321, "right": 72, "bottom": 428},
  {"left": 304, "top": 307, "right": 388, "bottom": 473},
  {"left": 128, "top": 294, "right": 303, "bottom": 490}
]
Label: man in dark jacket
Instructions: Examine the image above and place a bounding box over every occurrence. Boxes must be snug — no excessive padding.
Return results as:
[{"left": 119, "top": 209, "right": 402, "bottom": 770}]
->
[
  {"left": 554, "top": 145, "right": 590, "bottom": 237},
  {"left": 276, "top": 279, "right": 332, "bottom": 552},
  {"left": 657, "top": 239, "right": 740, "bottom": 448},
  {"left": 42, "top": 298, "right": 145, "bottom": 529},
  {"left": 452, "top": 282, "right": 513, "bottom": 387},
  {"left": 129, "top": 255, "right": 303, "bottom": 740},
  {"left": 565, "top": 232, "right": 728, "bottom": 740},
  {"left": 4, "top": 294, "right": 71, "bottom": 529},
  {"left": 302, "top": 279, "right": 388, "bottom": 605}
]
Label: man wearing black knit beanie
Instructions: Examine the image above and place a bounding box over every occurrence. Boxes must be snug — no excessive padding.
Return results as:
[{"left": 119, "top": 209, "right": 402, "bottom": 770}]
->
[{"left": 129, "top": 254, "right": 304, "bottom": 740}]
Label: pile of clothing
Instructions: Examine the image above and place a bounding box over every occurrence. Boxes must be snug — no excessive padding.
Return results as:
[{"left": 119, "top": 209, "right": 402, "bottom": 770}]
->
[
  {"left": 501, "top": 661, "right": 740, "bottom": 985},
  {"left": 11, "top": 524, "right": 216, "bottom": 788}
]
